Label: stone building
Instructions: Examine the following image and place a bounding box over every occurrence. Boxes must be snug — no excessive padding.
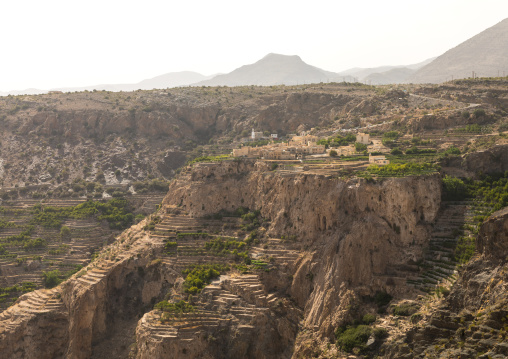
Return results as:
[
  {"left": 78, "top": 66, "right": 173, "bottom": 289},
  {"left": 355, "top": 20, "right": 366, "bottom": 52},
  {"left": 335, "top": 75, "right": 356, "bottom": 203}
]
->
[
  {"left": 356, "top": 133, "right": 370, "bottom": 145},
  {"left": 369, "top": 154, "right": 390, "bottom": 165}
]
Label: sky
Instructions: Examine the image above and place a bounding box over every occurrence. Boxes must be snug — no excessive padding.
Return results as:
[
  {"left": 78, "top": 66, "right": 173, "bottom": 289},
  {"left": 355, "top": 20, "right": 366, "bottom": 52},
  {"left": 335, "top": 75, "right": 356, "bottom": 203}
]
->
[{"left": 1, "top": 0, "right": 508, "bottom": 91}]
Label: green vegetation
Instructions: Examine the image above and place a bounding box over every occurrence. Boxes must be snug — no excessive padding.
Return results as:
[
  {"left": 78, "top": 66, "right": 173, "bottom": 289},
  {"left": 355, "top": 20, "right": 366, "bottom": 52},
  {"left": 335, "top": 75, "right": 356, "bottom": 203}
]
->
[
  {"left": 335, "top": 325, "right": 372, "bottom": 353},
  {"left": 205, "top": 236, "right": 247, "bottom": 254},
  {"left": 42, "top": 270, "right": 62, "bottom": 288},
  {"left": 366, "top": 162, "right": 437, "bottom": 177},
  {"left": 164, "top": 241, "right": 177, "bottom": 250},
  {"left": 381, "top": 131, "right": 400, "bottom": 147},
  {"left": 405, "top": 146, "right": 436, "bottom": 155},
  {"left": 442, "top": 172, "right": 508, "bottom": 212},
  {"left": 243, "top": 139, "right": 271, "bottom": 147},
  {"left": 390, "top": 147, "right": 403, "bottom": 155},
  {"left": 362, "top": 313, "right": 377, "bottom": 324},
  {"left": 0, "top": 219, "right": 16, "bottom": 229},
  {"left": 240, "top": 209, "right": 261, "bottom": 231},
  {"left": 0, "top": 282, "right": 36, "bottom": 303},
  {"left": 392, "top": 302, "right": 419, "bottom": 316},
  {"left": 30, "top": 198, "right": 134, "bottom": 230},
  {"left": 355, "top": 142, "right": 368, "bottom": 152},
  {"left": 187, "top": 154, "right": 231, "bottom": 166},
  {"left": 374, "top": 291, "right": 393, "bottom": 308},
  {"left": 132, "top": 178, "right": 170, "bottom": 193},
  {"left": 317, "top": 133, "right": 356, "bottom": 148},
  {"left": 442, "top": 176, "right": 468, "bottom": 201},
  {"left": 454, "top": 236, "right": 476, "bottom": 264},
  {"left": 443, "top": 146, "right": 461, "bottom": 155},
  {"left": 452, "top": 124, "right": 489, "bottom": 134},
  {"left": 155, "top": 300, "right": 196, "bottom": 323},
  {"left": 154, "top": 299, "right": 195, "bottom": 313},
  {"left": 176, "top": 232, "right": 210, "bottom": 239},
  {"left": 23, "top": 238, "right": 47, "bottom": 251},
  {"left": 182, "top": 264, "right": 230, "bottom": 294}
]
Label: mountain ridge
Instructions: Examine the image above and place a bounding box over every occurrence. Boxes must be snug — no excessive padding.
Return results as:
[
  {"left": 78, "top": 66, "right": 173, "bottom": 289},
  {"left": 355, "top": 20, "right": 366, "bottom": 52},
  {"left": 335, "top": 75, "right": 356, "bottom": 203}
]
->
[{"left": 409, "top": 18, "right": 508, "bottom": 83}]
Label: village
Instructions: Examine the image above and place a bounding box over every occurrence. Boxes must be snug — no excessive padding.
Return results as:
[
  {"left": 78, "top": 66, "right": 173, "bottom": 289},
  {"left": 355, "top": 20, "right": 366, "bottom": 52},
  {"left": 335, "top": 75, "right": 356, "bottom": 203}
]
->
[{"left": 232, "top": 129, "right": 390, "bottom": 166}]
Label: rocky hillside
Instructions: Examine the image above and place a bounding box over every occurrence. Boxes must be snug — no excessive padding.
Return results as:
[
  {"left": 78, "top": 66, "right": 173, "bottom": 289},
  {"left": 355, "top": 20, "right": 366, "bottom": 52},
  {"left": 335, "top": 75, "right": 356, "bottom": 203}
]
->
[
  {"left": 0, "top": 160, "right": 442, "bottom": 358},
  {"left": 0, "top": 83, "right": 402, "bottom": 187},
  {"left": 384, "top": 207, "right": 508, "bottom": 358},
  {"left": 410, "top": 18, "right": 508, "bottom": 83}
]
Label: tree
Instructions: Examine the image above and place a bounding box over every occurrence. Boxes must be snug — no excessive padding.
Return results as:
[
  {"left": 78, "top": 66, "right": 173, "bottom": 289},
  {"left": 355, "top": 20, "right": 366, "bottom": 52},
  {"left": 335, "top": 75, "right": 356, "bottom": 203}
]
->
[
  {"left": 329, "top": 150, "right": 338, "bottom": 157},
  {"left": 355, "top": 142, "right": 367, "bottom": 152},
  {"left": 390, "top": 147, "right": 403, "bottom": 155}
]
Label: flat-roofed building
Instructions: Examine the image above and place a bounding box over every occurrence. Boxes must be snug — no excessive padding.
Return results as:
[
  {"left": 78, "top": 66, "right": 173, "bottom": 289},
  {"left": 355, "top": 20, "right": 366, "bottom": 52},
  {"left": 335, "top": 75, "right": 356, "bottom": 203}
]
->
[{"left": 356, "top": 133, "right": 370, "bottom": 145}]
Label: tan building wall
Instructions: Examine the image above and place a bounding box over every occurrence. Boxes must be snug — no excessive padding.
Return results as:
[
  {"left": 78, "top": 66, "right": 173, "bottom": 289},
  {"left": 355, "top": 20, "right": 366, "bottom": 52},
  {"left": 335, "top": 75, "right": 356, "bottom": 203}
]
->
[{"left": 356, "top": 133, "right": 370, "bottom": 145}]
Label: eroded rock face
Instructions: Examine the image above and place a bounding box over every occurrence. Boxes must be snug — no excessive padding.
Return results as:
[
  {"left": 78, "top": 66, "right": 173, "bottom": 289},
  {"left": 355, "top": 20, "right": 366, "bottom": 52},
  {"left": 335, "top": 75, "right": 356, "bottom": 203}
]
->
[
  {"left": 463, "top": 144, "right": 508, "bottom": 175},
  {"left": 384, "top": 207, "right": 508, "bottom": 358},
  {"left": 0, "top": 161, "right": 443, "bottom": 359},
  {"left": 0, "top": 225, "right": 176, "bottom": 359},
  {"left": 163, "top": 161, "right": 441, "bottom": 346}
]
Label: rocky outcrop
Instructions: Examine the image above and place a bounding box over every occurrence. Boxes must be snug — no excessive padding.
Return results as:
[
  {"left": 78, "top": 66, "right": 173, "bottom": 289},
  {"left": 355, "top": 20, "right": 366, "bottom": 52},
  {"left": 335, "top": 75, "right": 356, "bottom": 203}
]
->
[
  {"left": 463, "top": 144, "right": 508, "bottom": 175},
  {"left": 384, "top": 207, "right": 508, "bottom": 358},
  {"left": 0, "top": 160, "right": 443, "bottom": 358},
  {"left": 163, "top": 161, "right": 441, "bottom": 345},
  {"left": 0, "top": 224, "right": 176, "bottom": 359}
]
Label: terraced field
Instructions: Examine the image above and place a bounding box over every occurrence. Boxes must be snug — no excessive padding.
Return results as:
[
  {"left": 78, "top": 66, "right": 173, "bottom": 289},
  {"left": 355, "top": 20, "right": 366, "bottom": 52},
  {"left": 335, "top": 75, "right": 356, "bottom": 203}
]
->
[
  {"left": 136, "top": 209, "right": 302, "bottom": 348},
  {"left": 0, "top": 193, "right": 166, "bottom": 310}
]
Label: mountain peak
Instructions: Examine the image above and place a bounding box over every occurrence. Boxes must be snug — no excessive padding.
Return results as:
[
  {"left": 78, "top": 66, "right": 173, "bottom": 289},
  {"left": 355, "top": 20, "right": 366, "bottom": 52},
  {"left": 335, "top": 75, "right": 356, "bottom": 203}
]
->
[
  {"left": 261, "top": 53, "right": 302, "bottom": 61},
  {"left": 195, "top": 53, "right": 337, "bottom": 87}
]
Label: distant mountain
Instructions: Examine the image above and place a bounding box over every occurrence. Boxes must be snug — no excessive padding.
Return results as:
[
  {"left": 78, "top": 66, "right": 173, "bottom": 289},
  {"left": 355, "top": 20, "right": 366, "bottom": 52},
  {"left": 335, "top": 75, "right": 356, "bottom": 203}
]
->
[
  {"left": 194, "top": 53, "right": 353, "bottom": 86},
  {"left": 0, "top": 88, "right": 48, "bottom": 96},
  {"left": 409, "top": 18, "right": 508, "bottom": 83},
  {"left": 363, "top": 68, "right": 416, "bottom": 85},
  {"left": 53, "top": 71, "right": 214, "bottom": 93},
  {"left": 337, "top": 57, "right": 435, "bottom": 84}
]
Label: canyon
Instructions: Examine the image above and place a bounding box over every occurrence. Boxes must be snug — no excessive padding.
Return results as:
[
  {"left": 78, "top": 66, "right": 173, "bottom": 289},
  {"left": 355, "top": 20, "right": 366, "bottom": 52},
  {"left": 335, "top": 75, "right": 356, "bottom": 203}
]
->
[{"left": 0, "top": 79, "right": 507, "bottom": 358}]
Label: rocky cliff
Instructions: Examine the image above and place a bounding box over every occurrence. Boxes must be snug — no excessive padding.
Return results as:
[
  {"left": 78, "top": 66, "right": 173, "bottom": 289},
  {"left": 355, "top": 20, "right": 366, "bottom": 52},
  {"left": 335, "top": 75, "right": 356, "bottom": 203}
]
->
[
  {"left": 160, "top": 160, "right": 441, "bottom": 355},
  {"left": 0, "top": 160, "right": 442, "bottom": 358},
  {"left": 383, "top": 207, "right": 508, "bottom": 358}
]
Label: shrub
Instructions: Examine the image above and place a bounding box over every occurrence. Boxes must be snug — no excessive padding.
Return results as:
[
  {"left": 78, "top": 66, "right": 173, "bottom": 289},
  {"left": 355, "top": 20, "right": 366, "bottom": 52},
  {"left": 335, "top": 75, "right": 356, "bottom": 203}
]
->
[
  {"left": 374, "top": 291, "right": 392, "bottom": 307},
  {"left": 362, "top": 313, "right": 377, "bottom": 324},
  {"left": 335, "top": 325, "right": 372, "bottom": 353},
  {"left": 182, "top": 264, "right": 229, "bottom": 294},
  {"left": 42, "top": 270, "right": 62, "bottom": 288},
  {"left": 473, "top": 108, "right": 486, "bottom": 118},
  {"left": 383, "top": 131, "right": 400, "bottom": 139},
  {"left": 390, "top": 147, "right": 403, "bottom": 155},
  {"left": 373, "top": 327, "right": 388, "bottom": 339},
  {"left": 23, "top": 238, "right": 47, "bottom": 251},
  {"left": 60, "top": 226, "right": 71, "bottom": 240},
  {"left": 355, "top": 142, "right": 368, "bottom": 152},
  {"left": 329, "top": 150, "right": 338, "bottom": 157},
  {"left": 393, "top": 303, "right": 419, "bottom": 316},
  {"left": 442, "top": 176, "right": 468, "bottom": 201},
  {"left": 154, "top": 299, "right": 195, "bottom": 313},
  {"left": 444, "top": 146, "right": 461, "bottom": 155}
]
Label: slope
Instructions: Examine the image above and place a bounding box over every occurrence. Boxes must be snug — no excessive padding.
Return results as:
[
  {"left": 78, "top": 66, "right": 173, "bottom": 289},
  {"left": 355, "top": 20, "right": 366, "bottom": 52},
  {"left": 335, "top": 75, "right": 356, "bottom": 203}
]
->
[
  {"left": 410, "top": 18, "right": 508, "bottom": 83},
  {"left": 195, "top": 53, "right": 348, "bottom": 86}
]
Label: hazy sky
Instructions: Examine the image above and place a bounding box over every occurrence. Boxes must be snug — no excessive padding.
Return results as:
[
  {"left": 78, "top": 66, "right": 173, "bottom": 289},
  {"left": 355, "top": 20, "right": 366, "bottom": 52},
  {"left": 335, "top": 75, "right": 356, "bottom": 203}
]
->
[{"left": 1, "top": 0, "right": 508, "bottom": 91}]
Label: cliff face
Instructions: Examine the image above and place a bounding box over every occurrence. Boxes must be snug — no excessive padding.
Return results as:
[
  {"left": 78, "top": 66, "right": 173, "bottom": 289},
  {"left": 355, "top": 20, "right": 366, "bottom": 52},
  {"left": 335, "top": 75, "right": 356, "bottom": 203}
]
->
[
  {"left": 0, "top": 161, "right": 442, "bottom": 358},
  {"left": 384, "top": 207, "right": 508, "bottom": 358},
  {"left": 0, "top": 224, "right": 175, "bottom": 359},
  {"left": 164, "top": 161, "right": 441, "bottom": 336}
]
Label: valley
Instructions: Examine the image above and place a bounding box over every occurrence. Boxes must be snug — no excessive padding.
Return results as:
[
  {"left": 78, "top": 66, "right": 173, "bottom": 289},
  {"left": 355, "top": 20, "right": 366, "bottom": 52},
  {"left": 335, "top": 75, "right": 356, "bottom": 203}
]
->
[{"left": 0, "top": 78, "right": 507, "bottom": 358}]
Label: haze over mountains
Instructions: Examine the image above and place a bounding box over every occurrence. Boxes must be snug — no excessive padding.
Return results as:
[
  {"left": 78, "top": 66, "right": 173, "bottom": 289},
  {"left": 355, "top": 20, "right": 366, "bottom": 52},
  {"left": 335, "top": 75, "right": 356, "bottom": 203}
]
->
[
  {"left": 2, "top": 17, "right": 507, "bottom": 95},
  {"left": 409, "top": 18, "right": 508, "bottom": 83}
]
